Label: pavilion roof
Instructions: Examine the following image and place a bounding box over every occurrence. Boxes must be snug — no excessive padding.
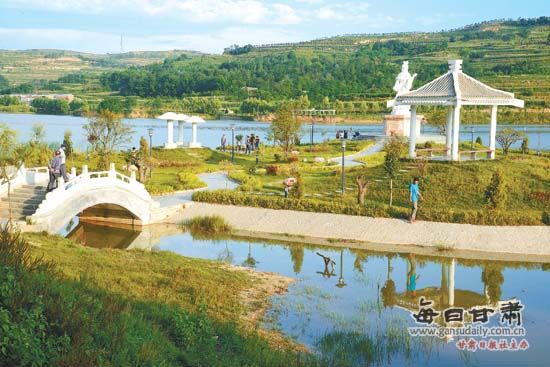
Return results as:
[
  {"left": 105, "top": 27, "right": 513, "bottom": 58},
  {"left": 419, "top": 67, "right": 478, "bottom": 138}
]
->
[{"left": 394, "top": 60, "right": 524, "bottom": 108}]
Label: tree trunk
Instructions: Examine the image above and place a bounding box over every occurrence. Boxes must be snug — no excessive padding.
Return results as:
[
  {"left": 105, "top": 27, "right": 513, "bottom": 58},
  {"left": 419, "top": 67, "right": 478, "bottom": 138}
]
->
[
  {"left": 389, "top": 179, "right": 393, "bottom": 207},
  {"left": 355, "top": 175, "right": 368, "bottom": 205}
]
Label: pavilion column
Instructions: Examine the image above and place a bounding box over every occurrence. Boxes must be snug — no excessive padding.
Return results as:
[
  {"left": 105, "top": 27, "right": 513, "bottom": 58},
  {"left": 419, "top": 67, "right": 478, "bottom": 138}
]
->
[
  {"left": 489, "top": 106, "right": 497, "bottom": 159},
  {"left": 166, "top": 120, "right": 174, "bottom": 146},
  {"left": 408, "top": 106, "right": 417, "bottom": 159},
  {"left": 448, "top": 259, "right": 455, "bottom": 307},
  {"left": 446, "top": 108, "right": 453, "bottom": 158},
  {"left": 191, "top": 123, "right": 197, "bottom": 145},
  {"left": 177, "top": 121, "right": 185, "bottom": 146},
  {"left": 451, "top": 105, "right": 461, "bottom": 161}
]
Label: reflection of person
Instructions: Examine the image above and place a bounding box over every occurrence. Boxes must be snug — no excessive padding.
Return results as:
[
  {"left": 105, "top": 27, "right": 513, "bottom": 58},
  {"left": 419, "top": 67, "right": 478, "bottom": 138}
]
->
[
  {"left": 409, "top": 177, "right": 423, "bottom": 223},
  {"left": 407, "top": 255, "right": 420, "bottom": 297}
]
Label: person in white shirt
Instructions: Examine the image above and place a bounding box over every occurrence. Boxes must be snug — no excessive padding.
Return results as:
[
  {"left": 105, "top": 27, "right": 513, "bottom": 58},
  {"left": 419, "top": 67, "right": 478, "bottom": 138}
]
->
[{"left": 59, "top": 144, "right": 69, "bottom": 182}]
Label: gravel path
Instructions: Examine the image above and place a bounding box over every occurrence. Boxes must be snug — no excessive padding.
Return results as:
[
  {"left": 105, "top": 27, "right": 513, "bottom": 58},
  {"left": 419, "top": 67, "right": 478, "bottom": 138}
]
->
[
  {"left": 176, "top": 202, "right": 550, "bottom": 256},
  {"left": 328, "top": 139, "right": 384, "bottom": 167}
]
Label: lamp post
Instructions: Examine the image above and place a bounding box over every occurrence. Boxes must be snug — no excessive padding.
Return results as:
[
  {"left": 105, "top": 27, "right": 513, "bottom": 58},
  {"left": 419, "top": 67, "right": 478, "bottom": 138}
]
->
[
  {"left": 341, "top": 137, "right": 346, "bottom": 196},
  {"left": 147, "top": 127, "right": 154, "bottom": 157},
  {"left": 230, "top": 124, "right": 235, "bottom": 163},
  {"left": 255, "top": 148, "right": 259, "bottom": 165},
  {"left": 310, "top": 121, "right": 315, "bottom": 152}
]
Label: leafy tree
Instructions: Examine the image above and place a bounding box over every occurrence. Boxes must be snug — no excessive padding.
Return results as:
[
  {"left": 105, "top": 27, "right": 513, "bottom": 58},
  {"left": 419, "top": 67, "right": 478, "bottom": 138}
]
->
[
  {"left": 31, "top": 98, "right": 69, "bottom": 115},
  {"left": 29, "top": 123, "right": 46, "bottom": 143},
  {"left": 521, "top": 136, "right": 529, "bottom": 154},
  {"left": 270, "top": 103, "right": 301, "bottom": 153},
  {"left": 0, "top": 74, "right": 9, "bottom": 89},
  {"left": 83, "top": 111, "right": 133, "bottom": 170},
  {"left": 63, "top": 130, "right": 74, "bottom": 159},
  {"left": 97, "top": 97, "right": 125, "bottom": 114},
  {"left": 321, "top": 96, "right": 331, "bottom": 109},
  {"left": 290, "top": 171, "right": 305, "bottom": 199},
  {"left": 69, "top": 99, "right": 89, "bottom": 116},
  {"left": 0, "top": 96, "right": 20, "bottom": 106},
  {"left": 383, "top": 136, "right": 405, "bottom": 207},
  {"left": 496, "top": 128, "right": 525, "bottom": 155},
  {"left": 139, "top": 136, "right": 149, "bottom": 156},
  {"left": 484, "top": 170, "right": 507, "bottom": 210}
]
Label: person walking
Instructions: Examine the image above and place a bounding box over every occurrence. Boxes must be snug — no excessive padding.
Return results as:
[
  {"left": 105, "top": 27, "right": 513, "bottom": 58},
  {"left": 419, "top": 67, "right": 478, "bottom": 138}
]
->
[
  {"left": 58, "top": 143, "right": 70, "bottom": 182},
  {"left": 221, "top": 134, "right": 227, "bottom": 152},
  {"left": 283, "top": 184, "right": 290, "bottom": 198},
  {"left": 254, "top": 135, "right": 260, "bottom": 150},
  {"left": 245, "top": 135, "right": 251, "bottom": 155},
  {"left": 47, "top": 151, "right": 62, "bottom": 192},
  {"left": 409, "top": 177, "right": 423, "bottom": 223}
]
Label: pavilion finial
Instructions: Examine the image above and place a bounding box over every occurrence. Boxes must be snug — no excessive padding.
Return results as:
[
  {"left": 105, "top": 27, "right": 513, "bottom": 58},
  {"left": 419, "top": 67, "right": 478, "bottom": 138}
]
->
[{"left": 448, "top": 59, "right": 463, "bottom": 73}]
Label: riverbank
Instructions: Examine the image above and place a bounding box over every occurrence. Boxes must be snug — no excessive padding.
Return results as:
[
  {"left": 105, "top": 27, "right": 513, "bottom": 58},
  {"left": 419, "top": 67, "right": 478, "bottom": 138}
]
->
[{"left": 169, "top": 202, "right": 550, "bottom": 257}]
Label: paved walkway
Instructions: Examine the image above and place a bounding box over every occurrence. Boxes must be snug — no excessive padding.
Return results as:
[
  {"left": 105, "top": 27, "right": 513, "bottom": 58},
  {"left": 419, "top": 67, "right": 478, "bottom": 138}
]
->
[
  {"left": 328, "top": 139, "right": 384, "bottom": 167},
  {"left": 174, "top": 202, "right": 550, "bottom": 256},
  {"left": 153, "top": 172, "right": 238, "bottom": 207}
]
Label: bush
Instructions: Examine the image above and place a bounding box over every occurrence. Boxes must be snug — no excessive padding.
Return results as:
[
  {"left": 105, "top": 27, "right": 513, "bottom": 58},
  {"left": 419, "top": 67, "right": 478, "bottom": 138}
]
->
[
  {"left": 178, "top": 172, "right": 207, "bottom": 190},
  {"left": 485, "top": 170, "right": 507, "bottom": 210},
  {"left": 287, "top": 155, "right": 299, "bottom": 163},
  {"left": 182, "top": 215, "right": 233, "bottom": 239},
  {"left": 229, "top": 172, "right": 263, "bottom": 192},
  {"left": 192, "top": 190, "right": 545, "bottom": 225},
  {"left": 266, "top": 164, "right": 280, "bottom": 175}
]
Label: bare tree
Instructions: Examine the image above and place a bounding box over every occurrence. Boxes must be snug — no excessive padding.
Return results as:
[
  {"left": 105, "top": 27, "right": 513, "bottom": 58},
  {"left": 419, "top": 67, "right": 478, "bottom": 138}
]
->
[
  {"left": 355, "top": 175, "right": 368, "bottom": 205},
  {"left": 83, "top": 111, "right": 133, "bottom": 170},
  {"left": 0, "top": 124, "right": 22, "bottom": 223},
  {"left": 496, "top": 128, "right": 525, "bottom": 155}
]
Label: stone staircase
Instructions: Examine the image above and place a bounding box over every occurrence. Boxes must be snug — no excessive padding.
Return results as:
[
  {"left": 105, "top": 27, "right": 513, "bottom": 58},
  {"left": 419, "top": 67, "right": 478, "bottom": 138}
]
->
[{"left": 0, "top": 185, "right": 47, "bottom": 220}]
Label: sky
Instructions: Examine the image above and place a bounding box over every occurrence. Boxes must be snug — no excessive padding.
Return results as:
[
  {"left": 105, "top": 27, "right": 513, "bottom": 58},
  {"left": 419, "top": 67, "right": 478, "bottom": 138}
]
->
[{"left": 0, "top": 0, "right": 547, "bottom": 54}]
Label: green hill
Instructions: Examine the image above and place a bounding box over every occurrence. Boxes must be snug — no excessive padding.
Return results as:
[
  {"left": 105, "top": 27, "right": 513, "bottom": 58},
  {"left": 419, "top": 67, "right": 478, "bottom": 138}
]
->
[{"left": 1, "top": 17, "right": 548, "bottom": 123}]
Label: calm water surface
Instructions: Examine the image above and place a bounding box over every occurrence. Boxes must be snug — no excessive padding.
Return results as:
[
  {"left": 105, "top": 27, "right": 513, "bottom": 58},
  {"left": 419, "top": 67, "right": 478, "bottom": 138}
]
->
[
  {"left": 2, "top": 112, "right": 549, "bottom": 151},
  {"left": 62, "top": 220, "right": 550, "bottom": 367}
]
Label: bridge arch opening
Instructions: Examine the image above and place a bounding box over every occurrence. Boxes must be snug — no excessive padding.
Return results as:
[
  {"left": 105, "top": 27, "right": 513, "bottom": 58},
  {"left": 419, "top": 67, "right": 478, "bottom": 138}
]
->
[{"left": 78, "top": 203, "right": 142, "bottom": 227}]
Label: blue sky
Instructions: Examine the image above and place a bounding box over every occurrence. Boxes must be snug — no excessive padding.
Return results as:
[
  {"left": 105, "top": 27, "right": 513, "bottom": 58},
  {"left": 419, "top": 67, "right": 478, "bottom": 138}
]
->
[{"left": 0, "top": 0, "right": 547, "bottom": 54}]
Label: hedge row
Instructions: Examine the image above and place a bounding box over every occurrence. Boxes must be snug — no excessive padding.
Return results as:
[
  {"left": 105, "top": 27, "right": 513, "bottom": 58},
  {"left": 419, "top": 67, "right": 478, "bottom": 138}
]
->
[{"left": 192, "top": 190, "right": 548, "bottom": 226}]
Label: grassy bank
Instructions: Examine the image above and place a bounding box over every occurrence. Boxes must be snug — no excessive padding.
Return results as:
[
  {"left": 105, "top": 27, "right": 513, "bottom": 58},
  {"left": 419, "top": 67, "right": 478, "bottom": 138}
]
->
[
  {"left": 0, "top": 226, "right": 320, "bottom": 366},
  {"left": 194, "top": 152, "right": 549, "bottom": 225}
]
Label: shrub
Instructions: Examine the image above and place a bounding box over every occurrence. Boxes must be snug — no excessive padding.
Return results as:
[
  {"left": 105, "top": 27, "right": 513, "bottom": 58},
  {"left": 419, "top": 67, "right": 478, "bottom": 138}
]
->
[
  {"left": 178, "top": 172, "right": 207, "bottom": 190},
  {"left": 182, "top": 215, "right": 233, "bottom": 239},
  {"left": 287, "top": 155, "right": 299, "bottom": 163},
  {"left": 266, "top": 164, "right": 280, "bottom": 175},
  {"left": 229, "top": 172, "right": 263, "bottom": 192},
  {"left": 485, "top": 170, "right": 507, "bottom": 210},
  {"left": 475, "top": 136, "right": 483, "bottom": 145},
  {"left": 274, "top": 153, "right": 282, "bottom": 162},
  {"left": 192, "top": 190, "right": 545, "bottom": 225}
]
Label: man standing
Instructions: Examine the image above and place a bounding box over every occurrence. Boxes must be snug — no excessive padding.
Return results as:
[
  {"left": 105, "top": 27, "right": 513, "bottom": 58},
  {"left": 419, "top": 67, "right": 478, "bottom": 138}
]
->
[
  {"left": 409, "top": 177, "right": 423, "bottom": 223},
  {"left": 47, "top": 151, "right": 62, "bottom": 192},
  {"left": 58, "top": 143, "right": 69, "bottom": 182},
  {"left": 221, "top": 134, "right": 227, "bottom": 152}
]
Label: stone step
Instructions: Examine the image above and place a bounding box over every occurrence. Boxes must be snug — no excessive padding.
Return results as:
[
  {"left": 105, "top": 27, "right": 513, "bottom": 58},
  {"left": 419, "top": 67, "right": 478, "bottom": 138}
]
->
[
  {"left": 11, "top": 188, "right": 47, "bottom": 195},
  {"left": 0, "top": 195, "right": 44, "bottom": 205},
  {"left": 22, "top": 185, "right": 46, "bottom": 190},
  {"left": 0, "top": 208, "right": 34, "bottom": 219},
  {"left": 0, "top": 202, "right": 39, "bottom": 211},
  {"left": 1, "top": 195, "right": 45, "bottom": 203}
]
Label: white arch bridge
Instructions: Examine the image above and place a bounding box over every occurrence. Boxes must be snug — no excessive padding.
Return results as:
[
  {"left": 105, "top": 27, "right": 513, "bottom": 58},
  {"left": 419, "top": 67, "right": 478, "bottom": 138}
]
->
[{"left": 0, "top": 164, "right": 169, "bottom": 233}]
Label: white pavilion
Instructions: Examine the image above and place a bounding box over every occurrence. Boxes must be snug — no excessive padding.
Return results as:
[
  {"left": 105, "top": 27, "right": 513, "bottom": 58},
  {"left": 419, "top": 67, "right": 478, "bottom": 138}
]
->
[
  {"left": 156, "top": 112, "right": 205, "bottom": 149},
  {"left": 393, "top": 60, "right": 524, "bottom": 161}
]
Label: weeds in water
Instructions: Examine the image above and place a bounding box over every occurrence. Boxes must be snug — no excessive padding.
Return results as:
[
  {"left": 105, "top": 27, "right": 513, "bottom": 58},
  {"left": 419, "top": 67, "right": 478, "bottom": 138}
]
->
[{"left": 182, "top": 215, "right": 233, "bottom": 240}]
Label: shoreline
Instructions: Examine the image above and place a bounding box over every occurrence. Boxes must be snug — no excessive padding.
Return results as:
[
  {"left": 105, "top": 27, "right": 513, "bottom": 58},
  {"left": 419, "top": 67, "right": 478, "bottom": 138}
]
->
[{"left": 168, "top": 202, "right": 550, "bottom": 258}]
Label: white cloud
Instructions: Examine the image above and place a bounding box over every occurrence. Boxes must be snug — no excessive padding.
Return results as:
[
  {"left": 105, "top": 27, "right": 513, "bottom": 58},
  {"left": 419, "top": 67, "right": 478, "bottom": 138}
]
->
[
  {"left": 316, "top": 2, "right": 371, "bottom": 22},
  {"left": 2, "top": 0, "right": 305, "bottom": 25},
  {"left": 0, "top": 26, "right": 301, "bottom": 54}
]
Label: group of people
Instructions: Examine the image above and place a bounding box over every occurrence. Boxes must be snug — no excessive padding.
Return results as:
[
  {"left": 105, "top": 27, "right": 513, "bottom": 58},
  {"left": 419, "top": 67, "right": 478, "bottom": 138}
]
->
[
  {"left": 46, "top": 143, "right": 69, "bottom": 192},
  {"left": 335, "top": 129, "right": 360, "bottom": 139},
  {"left": 220, "top": 133, "right": 261, "bottom": 154}
]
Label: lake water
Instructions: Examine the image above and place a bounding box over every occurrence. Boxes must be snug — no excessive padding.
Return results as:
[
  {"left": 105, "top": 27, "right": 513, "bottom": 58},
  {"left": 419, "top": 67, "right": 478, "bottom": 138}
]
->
[
  {"left": 62, "top": 220, "right": 550, "bottom": 367},
  {"left": 1, "top": 112, "right": 549, "bottom": 152}
]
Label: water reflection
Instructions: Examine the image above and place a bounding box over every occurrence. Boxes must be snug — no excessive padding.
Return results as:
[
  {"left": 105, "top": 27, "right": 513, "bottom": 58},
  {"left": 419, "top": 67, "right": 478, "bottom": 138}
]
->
[{"left": 63, "top": 221, "right": 550, "bottom": 367}]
